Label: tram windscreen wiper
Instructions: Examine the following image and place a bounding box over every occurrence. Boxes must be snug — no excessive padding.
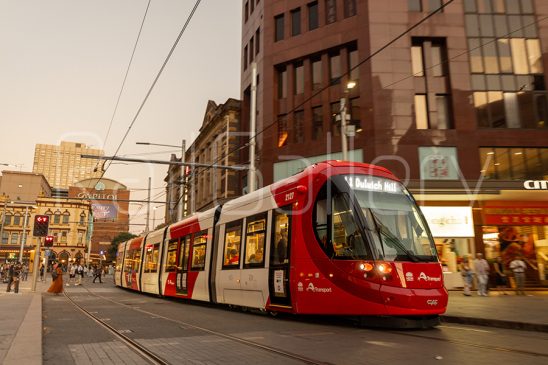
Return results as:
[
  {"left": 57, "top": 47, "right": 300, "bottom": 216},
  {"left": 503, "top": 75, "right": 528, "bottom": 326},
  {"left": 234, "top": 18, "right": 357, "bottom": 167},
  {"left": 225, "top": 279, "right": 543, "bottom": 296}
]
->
[{"left": 368, "top": 210, "right": 424, "bottom": 263}]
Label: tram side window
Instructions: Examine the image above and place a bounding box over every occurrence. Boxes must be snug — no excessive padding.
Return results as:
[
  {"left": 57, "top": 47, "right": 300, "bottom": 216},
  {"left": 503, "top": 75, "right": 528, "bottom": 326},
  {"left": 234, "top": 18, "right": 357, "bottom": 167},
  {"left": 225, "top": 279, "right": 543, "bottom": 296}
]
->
[
  {"left": 223, "top": 221, "right": 242, "bottom": 268},
  {"left": 144, "top": 243, "right": 160, "bottom": 273},
  {"left": 124, "top": 250, "right": 134, "bottom": 272},
  {"left": 133, "top": 250, "right": 141, "bottom": 272},
  {"left": 315, "top": 198, "right": 329, "bottom": 253},
  {"left": 332, "top": 193, "right": 368, "bottom": 259},
  {"left": 165, "top": 240, "right": 178, "bottom": 272},
  {"left": 244, "top": 213, "right": 267, "bottom": 267},
  {"left": 272, "top": 208, "right": 290, "bottom": 265},
  {"left": 116, "top": 249, "right": 123, "bottom": 271},
  {"left": 191, "top": 230, "right": 208, "bottom": 270}
]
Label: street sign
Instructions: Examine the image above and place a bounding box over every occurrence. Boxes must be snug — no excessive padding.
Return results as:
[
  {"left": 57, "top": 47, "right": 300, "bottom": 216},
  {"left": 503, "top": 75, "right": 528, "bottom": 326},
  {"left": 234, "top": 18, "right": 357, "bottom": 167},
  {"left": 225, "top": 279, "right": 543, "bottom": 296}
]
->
[
  {"left": 45, "top": 249, "right": 51, "bottom": 257},
  {"left": 33, "top": 215, "right": 50, "bottom": 237}
]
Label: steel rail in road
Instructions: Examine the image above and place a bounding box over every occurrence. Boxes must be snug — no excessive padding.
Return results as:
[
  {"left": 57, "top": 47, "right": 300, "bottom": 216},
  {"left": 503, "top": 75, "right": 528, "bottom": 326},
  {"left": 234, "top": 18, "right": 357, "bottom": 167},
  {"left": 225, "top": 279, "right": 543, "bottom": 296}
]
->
[
  {"left": 63, "top": 291, "right": 170, "bottom": 365},
  {"left": 64, "top": 287, "right": 332, "bottom": 365},
  {"left": 64, "top": 286, "right": 548, "bottom": 361}
]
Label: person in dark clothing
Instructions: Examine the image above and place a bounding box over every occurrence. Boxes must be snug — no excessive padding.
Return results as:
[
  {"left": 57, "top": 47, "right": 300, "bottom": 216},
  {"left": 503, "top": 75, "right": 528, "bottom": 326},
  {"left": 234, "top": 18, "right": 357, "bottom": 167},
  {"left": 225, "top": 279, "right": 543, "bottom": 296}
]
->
[
  {"left": 6, "top": 263, "right": 14, "bottom": 292},
  {"left": 277, "top": 230, "right": 288, "bottom": 264},
  {"left": 92, "top": 265, "right": 103, "bottom": 283}
]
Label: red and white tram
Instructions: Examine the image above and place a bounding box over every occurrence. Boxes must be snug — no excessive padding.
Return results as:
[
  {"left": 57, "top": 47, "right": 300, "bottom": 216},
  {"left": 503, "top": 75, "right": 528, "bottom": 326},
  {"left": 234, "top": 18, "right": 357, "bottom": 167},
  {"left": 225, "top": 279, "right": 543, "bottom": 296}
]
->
[{"left": 115, "top": 161, "right": 448, "bottom": 327}]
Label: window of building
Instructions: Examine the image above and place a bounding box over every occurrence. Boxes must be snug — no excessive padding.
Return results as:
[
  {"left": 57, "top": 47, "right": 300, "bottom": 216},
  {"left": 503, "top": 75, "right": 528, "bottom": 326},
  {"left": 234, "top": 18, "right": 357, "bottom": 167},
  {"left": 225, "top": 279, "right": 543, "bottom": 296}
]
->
[
  {"left": 308, "top": 1, "right": 319, "bottom": 30},
  {"left": 79, "top": 213, "right": 85, "bottom": 225},
  {"left": 325, "top": 0, "right": 337, "bottom": 24},
  {"left": 10, "top": 233, "right": 18, "bottom": 245},
  {"left": 329, "top": 53, "right": 341, "bottom": 83},
  {"left": 436, "top": 94, "right": 452, "bottom": 129},
  {"left": 1, "top": 232, "right": 7, "bottom": 244},
  {"left": 474, "top": 91, "right": 548, "bottom": 128},
  {"left": 78, "top": 232, "right": 83, "bottom": 244},
  {"left": 411, "top": 45, "right": 424, "bottom": 76},
  {"left": 54, "top": 213, "right": 60, "bottom": 224},
  {"left": 312, "top": 106, "right": 324, "bottom": 140},
  {"left": 312, "top": 57, "right": 322, "bottom": 89},
  {"left": 294, "top": 110, "right": 305, "bottom": 143},
  {"left": 275, "top": 14, "right": 285, "bottom": 42},
  {"left": 244, "top": 45, "right": 248, "bottom": 70},
  {"left": 344, "top": 0, "right": 357, "bottom": 17},
  {"left": 278, "top": 115, "right": 288, "bottom": 147},
  {"left": 291, "top": 8, "right": 301, "bottom": 36},
  {"left": 408, "top": 0, "right": 422, "bottom": 11},
  {"left": 294, "top": 62, "right": 304, "bottom": 94},
  {"left": 60, "top": 231, "right": 67, "bottom": 244},
  {"left": 62, "top": 212, "right": 70, "bottom": 224},
  {"left": 414, "top": 94, "right": 429, "bottom": 129},
  {"left": 255, "top": 27, "right": 260, "bottom": 55},
  {"left": 250, "top": 0, "right": 255, "bottom": 14},
  {"left": 3, "top": 214, "right": 11, "bottom": 226},
  {"left": 349, "top": 48, "right": 359, "bottom": 81},
  {"left": 191, "top": 230, "right": 207, "bottom": 270},
  {"left": 278, "top": 66, "right": 287, "bottom": 98},
  {"left": 244, "top": 213, "right": 267, "bottom": 267},
  {"left": 13, "top": 215, "right": 21, "bottom": 226},
  {"left": 223, "top": 221, "right": 242, "bottom": 268},
  {"left": 479, "top": 147, "right": 548, "bottom": 180},
  {"left": 331, "top": 101, "right": 341, "bottom": 136}
]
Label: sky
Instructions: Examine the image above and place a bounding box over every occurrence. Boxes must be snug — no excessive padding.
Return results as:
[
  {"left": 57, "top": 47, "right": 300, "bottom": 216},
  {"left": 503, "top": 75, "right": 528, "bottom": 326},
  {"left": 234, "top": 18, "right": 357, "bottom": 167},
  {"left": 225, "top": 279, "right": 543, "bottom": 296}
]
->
[{"left": 0, "top": 0, "right": 242, "bottom": 233}]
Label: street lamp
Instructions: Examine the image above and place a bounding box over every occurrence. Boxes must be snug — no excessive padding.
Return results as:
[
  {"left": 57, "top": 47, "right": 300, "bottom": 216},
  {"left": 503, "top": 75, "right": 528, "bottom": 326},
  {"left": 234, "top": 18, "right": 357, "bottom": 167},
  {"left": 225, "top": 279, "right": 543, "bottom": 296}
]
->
[
  {"left": 137, "top": 141, "right": 186, "bottom": 222},
  {"left": 338, "top": 81, "right": 357, "bottom": 161}
]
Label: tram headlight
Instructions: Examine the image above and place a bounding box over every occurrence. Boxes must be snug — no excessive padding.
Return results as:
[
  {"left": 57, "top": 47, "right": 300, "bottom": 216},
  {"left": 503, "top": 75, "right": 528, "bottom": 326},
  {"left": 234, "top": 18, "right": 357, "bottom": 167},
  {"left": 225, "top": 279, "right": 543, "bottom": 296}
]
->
[{"left": 377, "top": 263, "right": 393, "bottom": 274}]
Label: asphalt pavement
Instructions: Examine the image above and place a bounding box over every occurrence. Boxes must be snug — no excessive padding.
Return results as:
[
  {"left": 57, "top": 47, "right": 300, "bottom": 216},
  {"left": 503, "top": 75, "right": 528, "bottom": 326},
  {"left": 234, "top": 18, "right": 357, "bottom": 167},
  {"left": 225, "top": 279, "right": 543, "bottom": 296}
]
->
[{"left": 2, "top": 275, "right": 548, "bottom": 364}]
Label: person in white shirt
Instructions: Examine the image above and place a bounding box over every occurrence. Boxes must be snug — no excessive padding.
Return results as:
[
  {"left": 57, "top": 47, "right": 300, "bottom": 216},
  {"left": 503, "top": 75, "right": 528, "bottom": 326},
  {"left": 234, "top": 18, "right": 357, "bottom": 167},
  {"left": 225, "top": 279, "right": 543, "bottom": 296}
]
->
[
  {"left": 509, "top": 255, "right": 527, "bottom": 295},
  {"left": 474, "top": 253, "right": 490, "bottom": 296}
]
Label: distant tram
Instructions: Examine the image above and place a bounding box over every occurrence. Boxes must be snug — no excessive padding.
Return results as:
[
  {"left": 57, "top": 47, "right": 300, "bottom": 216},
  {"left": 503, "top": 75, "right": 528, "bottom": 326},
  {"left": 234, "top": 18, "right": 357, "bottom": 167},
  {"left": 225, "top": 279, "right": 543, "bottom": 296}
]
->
[{"left": 115, "top": 161, "right": 448, "bottom": 327}]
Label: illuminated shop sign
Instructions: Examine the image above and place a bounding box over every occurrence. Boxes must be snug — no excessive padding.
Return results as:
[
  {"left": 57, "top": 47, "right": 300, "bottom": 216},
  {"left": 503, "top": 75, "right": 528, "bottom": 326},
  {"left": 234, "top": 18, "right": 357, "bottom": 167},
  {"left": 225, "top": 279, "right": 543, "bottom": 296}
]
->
[
  {"left": 484, "top": 206, "right": 548, "bottom": 225},
  {"left": 420, "top": 206, "right": 474, "bottom": 237},
  {"left": 344, "top": 176, "right": 401, "bottom": 194},
  {"left": 523, "top": 180, "right": 548, "bottom": 190},
  {"left": 92, "top": 204, "right": 118, "bottom": 220}
]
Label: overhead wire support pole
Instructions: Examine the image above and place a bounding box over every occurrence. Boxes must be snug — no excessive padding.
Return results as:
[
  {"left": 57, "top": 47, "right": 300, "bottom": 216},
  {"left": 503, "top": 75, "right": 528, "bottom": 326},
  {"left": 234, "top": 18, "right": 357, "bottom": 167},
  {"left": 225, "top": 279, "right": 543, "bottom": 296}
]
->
[
  {"left": 80, "top": 154, "right": 249, "bottom": 171},
  {"left": 248, "top": 62, "right": 258, "bottom": 193},
  {"left": 146, "top": 177, "right": 151, "bottom": 233},
  {"left": 178, "top": 139, "right": 186, "bottom": 221}
]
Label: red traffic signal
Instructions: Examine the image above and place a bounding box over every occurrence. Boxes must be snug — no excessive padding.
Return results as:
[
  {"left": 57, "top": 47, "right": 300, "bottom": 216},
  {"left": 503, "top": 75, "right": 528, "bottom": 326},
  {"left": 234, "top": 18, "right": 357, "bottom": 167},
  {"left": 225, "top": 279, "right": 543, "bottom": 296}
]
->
[
  {"left": 33, "top": 215, "right": 50, "bottom": 237},
  {"left": 44, "top": 235, "right": 54, "bottom": 247}
]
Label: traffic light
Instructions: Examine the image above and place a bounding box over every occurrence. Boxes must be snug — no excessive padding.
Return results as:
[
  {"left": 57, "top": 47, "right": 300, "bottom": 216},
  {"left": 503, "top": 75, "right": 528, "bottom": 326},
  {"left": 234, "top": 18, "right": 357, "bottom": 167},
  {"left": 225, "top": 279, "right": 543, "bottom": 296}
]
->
[
  {"left": 44, "top": 235, "right": 54, "bottom": 247},
  {"left": 33, "top": 215, "right": 50, "bottom": 237}
]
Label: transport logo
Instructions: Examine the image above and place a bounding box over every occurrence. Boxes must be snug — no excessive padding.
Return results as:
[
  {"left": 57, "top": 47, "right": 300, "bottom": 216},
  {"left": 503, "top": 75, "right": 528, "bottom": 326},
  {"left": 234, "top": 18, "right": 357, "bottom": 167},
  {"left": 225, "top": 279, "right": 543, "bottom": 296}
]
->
[
  {"left": 426, "top": 299, "right": 439, "bottom": 306},
  {"left": 405, "top": 272, "right": 414, "bottom": 281},
  {"left": 167, "top": 279, "right": 175, "bottom": 286},
  {"left": 298, "top": 282, "right": 304, "bottom": 292},
  {"left": 418, "top": 272, "right": 441, "bottom": 282},
  {"left": 305, "top": 282, "right": 333, "bottom": 293}
]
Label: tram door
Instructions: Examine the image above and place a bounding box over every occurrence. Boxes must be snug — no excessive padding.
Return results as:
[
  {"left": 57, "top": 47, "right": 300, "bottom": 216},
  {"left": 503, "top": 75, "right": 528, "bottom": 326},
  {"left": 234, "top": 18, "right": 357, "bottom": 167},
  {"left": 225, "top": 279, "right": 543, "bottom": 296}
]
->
[
  {"left": 176, "top": 235, "right": 191, "bottom": 295},
  {"left": 268, "top": 206, "right": 292, "bottom": 307}
]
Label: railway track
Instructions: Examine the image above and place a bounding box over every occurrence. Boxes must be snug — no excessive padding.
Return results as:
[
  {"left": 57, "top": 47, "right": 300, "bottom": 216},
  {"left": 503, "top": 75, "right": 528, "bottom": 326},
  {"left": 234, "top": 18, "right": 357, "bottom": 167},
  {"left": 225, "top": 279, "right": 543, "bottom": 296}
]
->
[
  {"left": 64, "top": 287, "right": 332, "bottom": 365},
  {"left": 64, "top": 286, "right": 548, "bottom": 363}
]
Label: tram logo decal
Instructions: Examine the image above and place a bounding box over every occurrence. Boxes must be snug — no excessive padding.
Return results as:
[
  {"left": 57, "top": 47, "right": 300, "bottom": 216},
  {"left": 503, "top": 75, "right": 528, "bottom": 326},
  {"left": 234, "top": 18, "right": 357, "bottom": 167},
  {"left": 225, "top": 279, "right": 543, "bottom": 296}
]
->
[
  {"left": 418, "top": 272, "right": 441, "bottom": 282},
  {"left": 305, "top": 282, "right": 332, "bottom": 293},
  {"left": 167, "top": 279, "right": 175, "bottom": 286},
  {"left": 405, "top": 272, "right": 414, "bottom": 281}
]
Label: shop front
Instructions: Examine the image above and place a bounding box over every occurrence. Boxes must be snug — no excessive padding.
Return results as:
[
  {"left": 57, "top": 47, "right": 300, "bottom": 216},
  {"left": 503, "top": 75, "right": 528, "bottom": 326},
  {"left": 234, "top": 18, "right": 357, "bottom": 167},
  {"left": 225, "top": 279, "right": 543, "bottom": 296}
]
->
[
  {"left": 420, "top": 206, "right": 476, "bottom": 289},
  {"left": 480, "top": 201, "right": 548, "bottom": 286}
]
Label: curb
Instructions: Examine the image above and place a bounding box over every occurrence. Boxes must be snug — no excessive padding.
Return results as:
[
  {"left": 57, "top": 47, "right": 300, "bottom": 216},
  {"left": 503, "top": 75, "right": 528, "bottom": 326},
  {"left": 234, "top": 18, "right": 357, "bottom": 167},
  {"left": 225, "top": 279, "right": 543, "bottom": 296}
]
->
[{"left": 441, "top": 315, "right": 548, "bottom": 333}]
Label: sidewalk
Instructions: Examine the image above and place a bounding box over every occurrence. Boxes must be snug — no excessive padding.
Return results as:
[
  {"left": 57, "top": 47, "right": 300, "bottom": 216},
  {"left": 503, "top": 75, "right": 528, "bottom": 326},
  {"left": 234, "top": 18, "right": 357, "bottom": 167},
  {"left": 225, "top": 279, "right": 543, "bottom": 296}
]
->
[
  {"left": 442, "top": 289, "right": 548, "bottom": 332},
  {"left": 0, "top": 276, "right": 49, "bottom": 365}
]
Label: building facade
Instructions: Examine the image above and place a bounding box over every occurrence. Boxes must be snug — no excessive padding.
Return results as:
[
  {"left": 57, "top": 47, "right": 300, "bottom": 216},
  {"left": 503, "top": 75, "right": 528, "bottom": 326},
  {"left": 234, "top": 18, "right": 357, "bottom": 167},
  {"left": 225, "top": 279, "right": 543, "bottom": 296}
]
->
[
  {"left": 68, "top": 178, "right": 130, "bottom": 259},
  {"left": 241, "top": 0, "right": 548, "bottom": 285},
  {"left": 33, "top": 141, "right": 104, "bottom": 189},
  {"left": 0, "top": 170, "right": 52, "bottom": 202},
  {"left": 183, "top": 98, "right": 242, "bottom": 214}
]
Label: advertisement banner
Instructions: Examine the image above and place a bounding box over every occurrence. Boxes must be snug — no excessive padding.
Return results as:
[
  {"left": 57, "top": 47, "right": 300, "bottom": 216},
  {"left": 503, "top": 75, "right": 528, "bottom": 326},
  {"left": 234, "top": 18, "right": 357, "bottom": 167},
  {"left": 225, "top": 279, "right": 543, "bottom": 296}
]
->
[{"left": 92, "top": 204, "right": 118, "bottom": 220}]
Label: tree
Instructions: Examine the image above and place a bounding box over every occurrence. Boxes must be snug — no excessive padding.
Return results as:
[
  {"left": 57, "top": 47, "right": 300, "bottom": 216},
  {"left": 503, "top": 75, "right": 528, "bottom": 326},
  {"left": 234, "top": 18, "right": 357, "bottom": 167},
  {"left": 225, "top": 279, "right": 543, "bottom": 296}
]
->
[{"left": 108, "top": 232, "right": 137, "bottom": 262}]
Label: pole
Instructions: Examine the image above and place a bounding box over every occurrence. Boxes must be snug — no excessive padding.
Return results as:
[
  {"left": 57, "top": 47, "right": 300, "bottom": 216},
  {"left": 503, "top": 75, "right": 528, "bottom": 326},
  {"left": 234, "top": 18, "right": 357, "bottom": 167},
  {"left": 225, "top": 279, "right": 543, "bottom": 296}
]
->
[
  {"left": 146, "top": 177, "right": 151, "bottom": 232},
  {"left": 177, "top": 139, "right": 186, "bottom": 221},
  {"left": 340, "top": 97, "right": 348, "bottom": 161},
  {"left": 190, "top": 148, "right": 196, "bottom": 214},
  {"left": 31, "top": 237, "right": 42, "bottom": 292},
  {"left": 248, "top": 62, "right": 258, "bottom": 193},
  {"left": 225, "top": 115, "right": 229, "bottom": 199},
  {"left": 18, "top": 205, "right": 29, "bottom": 263},
  {"left": 0, "top": 200, "right": 8, "bottom": 245}
]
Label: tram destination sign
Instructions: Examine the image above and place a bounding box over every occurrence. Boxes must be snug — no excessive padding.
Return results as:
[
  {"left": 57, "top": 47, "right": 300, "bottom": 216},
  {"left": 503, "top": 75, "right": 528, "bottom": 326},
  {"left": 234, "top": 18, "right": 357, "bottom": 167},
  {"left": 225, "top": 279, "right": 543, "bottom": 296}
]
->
[{"left": 344, "top": 176, "right": 401, "bottom": 194}]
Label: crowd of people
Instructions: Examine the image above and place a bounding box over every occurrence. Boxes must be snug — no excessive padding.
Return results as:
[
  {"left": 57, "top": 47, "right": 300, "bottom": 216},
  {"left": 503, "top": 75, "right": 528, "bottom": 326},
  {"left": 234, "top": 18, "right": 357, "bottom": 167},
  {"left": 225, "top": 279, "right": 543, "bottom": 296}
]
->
[{"left": 459, "top": 253, "right": 529, "bottom": 296}]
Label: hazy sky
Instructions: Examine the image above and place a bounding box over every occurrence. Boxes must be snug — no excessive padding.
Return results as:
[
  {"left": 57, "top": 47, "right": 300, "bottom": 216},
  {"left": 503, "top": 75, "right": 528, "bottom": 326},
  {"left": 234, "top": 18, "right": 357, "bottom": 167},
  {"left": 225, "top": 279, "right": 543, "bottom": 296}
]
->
[{"left": 0, "top": 1, "right": 242, "bottom": 232}]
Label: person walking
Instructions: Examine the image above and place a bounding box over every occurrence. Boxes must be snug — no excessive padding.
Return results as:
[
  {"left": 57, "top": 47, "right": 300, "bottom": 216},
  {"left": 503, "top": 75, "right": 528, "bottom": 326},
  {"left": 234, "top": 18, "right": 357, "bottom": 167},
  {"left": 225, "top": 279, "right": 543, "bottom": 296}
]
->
[
  {"left": 460, "top": 256, "right": 473, "bottom": 296},
  {"left": 67, "top": 263, "right": 76, "bottom": 286},
  {"left": 474, "top": 253, "right": 490, "bottom": 296},
  {"left": 510, "top": 254, "right": 527, "bottom": 295},
  {"left": 75, "top": 262, "right": 84, "bottom": 286},
  {"left": 493, "top": 256, "right": 508, "bottom": 295},
  {"left": 92, "top": 265, "right": 103, "bottom": 283},
  {"left": 47, "top": 263, "right": 64, "bottom": 295},
  {"left": 5, "top": 263, "right": 14, "bottom": 292},
  {"left": 39, "top": 264, "right": 44, "bottom": 281}
]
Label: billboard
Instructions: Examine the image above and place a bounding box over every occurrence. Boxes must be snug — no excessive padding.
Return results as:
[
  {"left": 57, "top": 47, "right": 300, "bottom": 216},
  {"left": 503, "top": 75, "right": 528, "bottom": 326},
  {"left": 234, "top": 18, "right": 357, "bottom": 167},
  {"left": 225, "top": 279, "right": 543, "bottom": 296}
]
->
[{"left": 92, "top": 204, "right": 118, "bottom": 220}]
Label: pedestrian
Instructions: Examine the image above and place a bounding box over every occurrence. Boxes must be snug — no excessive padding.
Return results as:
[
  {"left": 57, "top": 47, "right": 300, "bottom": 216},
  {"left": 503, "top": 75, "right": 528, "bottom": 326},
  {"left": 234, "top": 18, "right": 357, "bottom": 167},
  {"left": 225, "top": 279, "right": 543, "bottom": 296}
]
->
[
  {"left": 39, "top": 264, "right": 44, "bottom": 281},
  {"left": 493, "top": 256, "right": 508, "bottom": 295},
  {"left": 76, "top": 262, "right": 84, "bottom": 286},
  {"left": 67, "top": 263, "right": 76, "bottom": 286},
  {"left": 460, "top": 256, "right": 473, "bottom": 296},
  {"left": 47, "top": 263, "right": 64, "bottom": 295},
  {"left": 11, "top": 263, "right": 21, "bottom": 293},
  {"left": 22, "top": 264, "right": 28, "bottom": 281},
  {"left": 510, "top": 254, "right": 527, "bottom": 295},
  {"left": 92, "top": 265, "right": 102, "bottom": 283},
  {"left": 5, "top": 263, "right": 15, "bottom": 293},
  {"left": 474, "top": 253, "right": 490, "bottom": 296}
]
